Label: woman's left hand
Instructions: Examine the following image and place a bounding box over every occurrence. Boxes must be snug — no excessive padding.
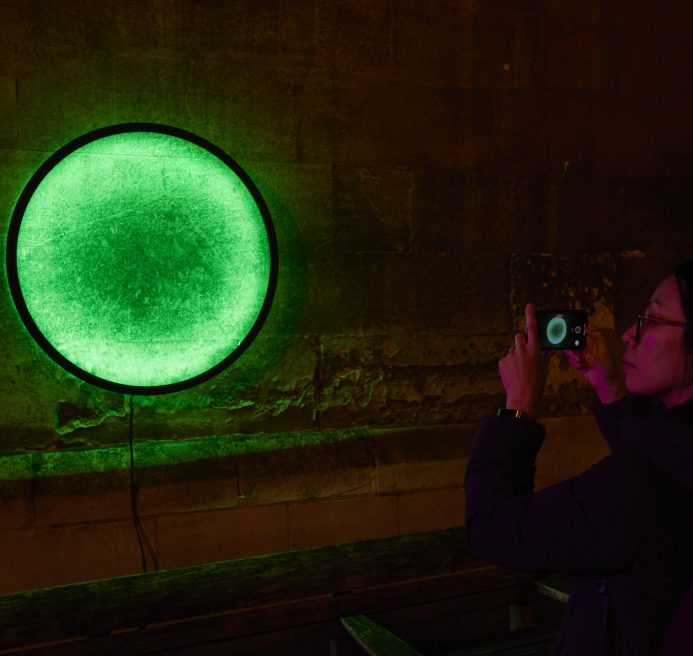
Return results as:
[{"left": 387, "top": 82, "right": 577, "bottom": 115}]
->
[{"left": 499, "top": 303, "right": 548, "bottom": 417}]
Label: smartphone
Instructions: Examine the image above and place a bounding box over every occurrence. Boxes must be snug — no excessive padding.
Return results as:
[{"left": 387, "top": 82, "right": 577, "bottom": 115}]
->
[{"left": 535, "top": 309, "right": 588, "bottom": 350}]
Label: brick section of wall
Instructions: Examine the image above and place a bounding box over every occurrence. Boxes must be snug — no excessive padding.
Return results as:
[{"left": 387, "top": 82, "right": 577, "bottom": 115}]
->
[
  {"left": 288, "top": 495, "right": 398, "bottom": 549},
  {"left": 0, "top": 519, "right": 157, "bottom": 593},
  {"left": 0, "top": 416, "right": 608, "bottom": 594},
  {"left": 158, "top": 505, "right": 289, "bottom": 570}
]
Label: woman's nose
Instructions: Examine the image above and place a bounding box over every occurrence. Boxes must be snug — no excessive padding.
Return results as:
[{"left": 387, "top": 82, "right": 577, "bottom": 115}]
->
[{"left": 623, "top": 323, "right": 636, "bottom": 345}]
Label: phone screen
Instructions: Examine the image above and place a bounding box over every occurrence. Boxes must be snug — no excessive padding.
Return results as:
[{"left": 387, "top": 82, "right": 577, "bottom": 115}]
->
[{"left": 535, "top": 309, "right": 587, "bottom": 350}]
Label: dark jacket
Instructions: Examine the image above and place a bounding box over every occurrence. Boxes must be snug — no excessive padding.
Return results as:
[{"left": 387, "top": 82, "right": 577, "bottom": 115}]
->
[{"left": 464, "top": 395, "right": 693, "bottom": 655}]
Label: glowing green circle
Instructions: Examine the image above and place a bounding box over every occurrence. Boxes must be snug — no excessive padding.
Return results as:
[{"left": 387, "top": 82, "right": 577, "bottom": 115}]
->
[
  {"left": 8, "top": 125, "right": 277, "bottom": 394},
  {"left": 546, "top": 316, "right": 567, "bottom": 345}
]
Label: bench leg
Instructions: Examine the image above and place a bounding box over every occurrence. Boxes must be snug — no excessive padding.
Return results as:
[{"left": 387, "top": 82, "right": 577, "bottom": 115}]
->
[{"left": 340, "top": 615, "right": 423, "bottom": 656}]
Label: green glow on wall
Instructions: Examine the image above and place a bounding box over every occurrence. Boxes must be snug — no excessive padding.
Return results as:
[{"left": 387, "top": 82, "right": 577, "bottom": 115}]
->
[
  {"left": 7, "top": 124, "right": 277, "bottom": 394},
  {"left": 0, "top": 429, "right": 368, "bottom": 481}
]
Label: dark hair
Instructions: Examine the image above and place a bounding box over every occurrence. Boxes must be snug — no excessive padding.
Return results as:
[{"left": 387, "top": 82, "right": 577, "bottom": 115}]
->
[
  {"left": 674, "top": 257, "right": 693, "bottom": 389},
  {"left": 674, "top": 256, "right": 693, "bottom": 350}
]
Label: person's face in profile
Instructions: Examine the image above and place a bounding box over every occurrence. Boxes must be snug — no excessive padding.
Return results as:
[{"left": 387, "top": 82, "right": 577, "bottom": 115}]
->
[{"left": 622, "top": 274, "right": 692, "bottom": 407}]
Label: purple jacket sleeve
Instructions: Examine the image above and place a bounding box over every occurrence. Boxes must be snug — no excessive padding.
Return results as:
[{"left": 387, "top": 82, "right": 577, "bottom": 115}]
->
[{"left": 464, "top": 415, "right": 649, "bottom": 576}]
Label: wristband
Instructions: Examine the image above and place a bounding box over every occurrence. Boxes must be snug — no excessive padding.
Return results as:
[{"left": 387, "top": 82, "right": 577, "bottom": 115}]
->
[{"left": 497, "top": 408, "right": 536, "bottom": 423}]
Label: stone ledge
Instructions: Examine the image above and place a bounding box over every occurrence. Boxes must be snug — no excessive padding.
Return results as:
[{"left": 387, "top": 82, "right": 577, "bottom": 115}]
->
[
  {"left": 0, "top": 424, "right": 475, "bottom": 529},
  {"left": 0, "top": 416, "right": 607, "bottom": 530},
  {"left": 0, "top": 416, "right": 611, "bottom": 593}
]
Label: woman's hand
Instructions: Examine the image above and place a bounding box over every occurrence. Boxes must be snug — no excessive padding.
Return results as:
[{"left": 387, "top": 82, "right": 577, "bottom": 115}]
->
[
  {"left": 499, "top": 303, "right": 548, "bottom": 417},
  {"left": 563, "top": 326, "right": 627, "bottom": 404}
]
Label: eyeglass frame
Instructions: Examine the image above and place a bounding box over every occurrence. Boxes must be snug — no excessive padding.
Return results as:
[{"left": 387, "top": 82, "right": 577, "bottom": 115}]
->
[{"left": 635, "top": 313, "right": 690, "bottom": 343}]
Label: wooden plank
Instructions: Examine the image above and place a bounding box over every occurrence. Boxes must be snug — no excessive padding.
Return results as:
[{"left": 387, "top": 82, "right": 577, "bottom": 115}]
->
[
  {"left": 0, "top": 527, "right": 484, "bottom": 649},
  {"left": 0, "top": 567, "right": 540, "bottom": 655},
  {"left": 535, "top": 576, "right": 572, "bottom": 605},
  {"left": 341, "top": 615, "right": 423, "bottom": 656},
  {"left": 436, "top": 626, "right": 558, "bottom": 656}
]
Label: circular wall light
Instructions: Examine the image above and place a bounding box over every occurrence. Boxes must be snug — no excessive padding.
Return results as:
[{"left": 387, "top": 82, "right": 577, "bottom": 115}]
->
[{"left": 6, "top": 124, "right": 278, "bottom": 395}]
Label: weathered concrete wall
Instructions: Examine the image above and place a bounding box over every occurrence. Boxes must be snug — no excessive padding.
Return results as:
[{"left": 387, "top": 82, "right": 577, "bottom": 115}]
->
[{"left": 1, "top": 1, "right": 691, "bottom": 450}]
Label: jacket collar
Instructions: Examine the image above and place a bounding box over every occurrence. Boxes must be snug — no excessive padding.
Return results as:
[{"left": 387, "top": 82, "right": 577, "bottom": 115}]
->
[
  {"left": 629, "top": 395, "right": 693, "bottom": 423},
  {"left": 621, "top": 396, "right": 693, "bottom": 490}
]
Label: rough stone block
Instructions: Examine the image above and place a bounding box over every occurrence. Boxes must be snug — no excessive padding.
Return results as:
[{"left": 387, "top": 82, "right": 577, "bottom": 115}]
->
[
  {"left": 414, "top": 171, "right": 534, "bottom": 255},
  {"left": 0, "top": 519, "right": 154, "bottom": 594},
  {"left": 300, "top": 76, "right": 496, "bottom": 169},
  {"left": 0, "top": 285, "right": 82, "bottom": 451},
  {"left": 173, "top": 0, "right": 281, "bottom": 58},
  {"left": 112, "top": 55, "right": 197, "bottom": 127},
  {"left": 243, "top": 161, "right": 332, "bottom": 264},
  {"left": 0, "top": 148, "right": 54, "bottom": 229},
  {"left": 83, "top": 0, "right": 170, "bottom": 54},
  {"left": 374, "top": 425, "right": 472, "bottom": 493},
  {"left": 496, "top": 91, "right": 547, "bottom": 172},
  {"left": 470, "top": 12, "right": 529, "bottom": 91},
  {"left": 205, "top": 333, "right": 317, "bottom": 432},
  {"left": 238, "top": 439, "right": 377, "bottom": 506},
  {"left": 34, "top": 471, "right": 132, "bottom": 526},
  {"left": 287, "top": 494, "right": 398, "bottom": 549},
  {"left": 592, "top": 93, "right": 693, "bottom": 178},
  {"left": 157, "top": 505, "right": 288, "bottom": 570},
  {"left": 333, "top": 165, "right": 412, "bottom": 254},
  {"left": 0, "top": 74, "right": 15, "bottom": 149},
  {"left": 541, "top": 20, "right": 616, "bottom": 94},
  {"left": 316, "top": 0, "right": 392, "bottom": 73},
  {"left": 392, "top": 6, "right": 470, "bottom": 84},
  {"left": 0, "top": 478, "right": 33, "bottom": 531},
  {"left": 137, "top": 458, "right": 240, "bottom": 516},
  {"left": 550, "top": 173, "right": 618, "bottom": 253},
  {"left": 510, "top": 252, "right": 616, "bottom": 323},
  {"left": 309, "top": 248, "right": 510, "bottom": 334},
  {"left": 318, "top": 332, "right": 508, "bottom": 427},
  {"left": 13, "top": 1, "right": 88, "bottom": 51},
  {"left": 291, "top": 72, "right": 334, "bottom": 167},
  {"left": 188, "top": 59, "right": 296, "bottom": 162},
  {"left": 15, "top": 47, "right": 114, "bottom": 152},
  {"left": 44, "top": 332, "right": 317, "bottom": 444},
  {"left": 543, "top": 92, "right": 596, "bottom": 174},
  {"left": 114, "top": 57, "right": 296, "bottom": 162},
  {"left": 278, "top": 0, "right": 318, "bottom": 59}
]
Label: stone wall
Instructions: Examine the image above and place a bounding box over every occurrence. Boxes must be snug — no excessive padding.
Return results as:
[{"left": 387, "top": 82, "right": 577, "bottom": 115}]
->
[{"left": 1, "top": 0, "right": 693, "bottom": 593}]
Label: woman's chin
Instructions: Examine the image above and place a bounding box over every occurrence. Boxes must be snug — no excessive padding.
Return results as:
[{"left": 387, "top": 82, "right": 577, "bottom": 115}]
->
[{"left": 623, "top": 373, "right": 641, "bottom": 396}]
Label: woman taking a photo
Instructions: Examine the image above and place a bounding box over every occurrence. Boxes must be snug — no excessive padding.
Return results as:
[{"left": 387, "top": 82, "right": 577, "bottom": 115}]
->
[{"left": 464, "top": 257, "right": 693, "bottom": 654}]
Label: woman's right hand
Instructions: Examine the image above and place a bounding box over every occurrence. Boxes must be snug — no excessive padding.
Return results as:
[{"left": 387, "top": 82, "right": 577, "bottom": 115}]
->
[{"left": 563, "top": 326, "right": 627, "bottom": 404}]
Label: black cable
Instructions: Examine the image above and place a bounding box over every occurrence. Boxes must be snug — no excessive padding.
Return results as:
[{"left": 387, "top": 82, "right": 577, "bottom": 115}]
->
[
  {"left": 128, "top": 395, "right": 160, "bottom": 573},
  {"left": 128, "top": 394, "right": 148, "bottom": 572}
]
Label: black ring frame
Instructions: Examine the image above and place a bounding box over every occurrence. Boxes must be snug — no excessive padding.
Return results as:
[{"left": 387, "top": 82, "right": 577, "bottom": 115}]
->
[{"left": 6, "top": 123, "right": 279, "bottom": 395}]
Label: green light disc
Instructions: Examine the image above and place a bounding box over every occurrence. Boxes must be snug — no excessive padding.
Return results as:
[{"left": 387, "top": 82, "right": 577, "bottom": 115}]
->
[
  {"left": 546, "top": 316, "right": 567, "bottom": 345},
  {"left": 7, "top": 124, "right": 277, "bottom": 394}
]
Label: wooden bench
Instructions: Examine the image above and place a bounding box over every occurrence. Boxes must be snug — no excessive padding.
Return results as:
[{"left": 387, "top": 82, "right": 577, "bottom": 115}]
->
[
  {"left": 0, "top": 527, "right": 565, "bottom": 656},
  {"left": 339, "top": 576, "right": 572, "bottom": 656}
]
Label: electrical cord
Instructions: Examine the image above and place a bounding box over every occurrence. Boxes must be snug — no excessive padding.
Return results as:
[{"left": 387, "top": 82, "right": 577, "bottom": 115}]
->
[{"left": 128, "top": 395, "right": 159, "bottom": 573}]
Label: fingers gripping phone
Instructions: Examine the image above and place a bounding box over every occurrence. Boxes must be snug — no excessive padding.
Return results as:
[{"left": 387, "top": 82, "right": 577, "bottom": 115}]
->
[{"left": 533, "top": 309, "right": 588, "bottom": 350}]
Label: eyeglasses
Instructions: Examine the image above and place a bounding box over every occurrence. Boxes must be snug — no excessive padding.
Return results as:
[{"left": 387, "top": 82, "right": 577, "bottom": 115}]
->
[{"left": 635, "top": 313, "right": 690, "bottom": 343}]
